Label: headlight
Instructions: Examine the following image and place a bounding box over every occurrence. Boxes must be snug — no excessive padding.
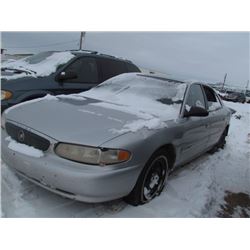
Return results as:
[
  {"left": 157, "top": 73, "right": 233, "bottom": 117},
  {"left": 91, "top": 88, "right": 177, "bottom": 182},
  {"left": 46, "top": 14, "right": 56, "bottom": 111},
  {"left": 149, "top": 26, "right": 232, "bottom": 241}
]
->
[
  {"left": 55, "top": 143, "right": 131, "bottom": 166},
  {"left": 1, "top": 90, "right": 13, "bottom": 100}
]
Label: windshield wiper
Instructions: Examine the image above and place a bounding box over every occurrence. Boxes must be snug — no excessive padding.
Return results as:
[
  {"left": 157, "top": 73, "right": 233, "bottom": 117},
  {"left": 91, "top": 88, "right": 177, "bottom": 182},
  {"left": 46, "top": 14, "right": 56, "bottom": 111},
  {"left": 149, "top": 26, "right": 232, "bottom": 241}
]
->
[
  {"left": 157, "top": 98, "right": 182, "bottom": 105},
  {"left": 1, "top": 67, "right": 36, "bottom": 75}
]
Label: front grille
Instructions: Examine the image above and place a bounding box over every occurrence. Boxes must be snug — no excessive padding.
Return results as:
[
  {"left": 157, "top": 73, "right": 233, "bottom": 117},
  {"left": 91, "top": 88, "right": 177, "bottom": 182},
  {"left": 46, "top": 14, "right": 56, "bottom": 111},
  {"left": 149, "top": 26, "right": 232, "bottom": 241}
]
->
[{"left": 6, "top": 122, "right": 50, "bottom": 151}]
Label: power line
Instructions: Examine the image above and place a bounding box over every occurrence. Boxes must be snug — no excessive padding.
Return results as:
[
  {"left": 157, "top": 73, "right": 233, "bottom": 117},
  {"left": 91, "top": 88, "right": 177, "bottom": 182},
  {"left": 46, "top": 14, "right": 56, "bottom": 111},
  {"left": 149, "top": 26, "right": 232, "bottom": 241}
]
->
[{"left": 5, "top": 39, "right": 79, "bottom": 49}]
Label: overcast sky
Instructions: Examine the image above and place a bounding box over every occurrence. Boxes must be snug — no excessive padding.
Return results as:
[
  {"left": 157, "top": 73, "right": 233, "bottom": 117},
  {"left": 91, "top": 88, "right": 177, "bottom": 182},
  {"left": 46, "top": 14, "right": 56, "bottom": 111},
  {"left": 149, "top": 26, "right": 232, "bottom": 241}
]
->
[{"left": 1, "top": 32, "right": 249, "bottom": 87}]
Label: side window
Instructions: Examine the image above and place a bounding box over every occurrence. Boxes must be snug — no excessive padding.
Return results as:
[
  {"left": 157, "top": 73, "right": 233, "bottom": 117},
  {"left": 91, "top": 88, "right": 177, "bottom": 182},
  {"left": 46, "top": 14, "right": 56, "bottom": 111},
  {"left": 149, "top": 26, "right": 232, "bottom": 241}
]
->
[
  {"left": 64, "top": 57, "right": 98, "bottom": 83},
  {"left": 126, "top": 63, "right": 140, "bottom": 72},
  {"left": 100, "top": 59, "right": 127, "bottom": 82},
  {"left": 203, "top": 86, "right": 222, "bottom": 111},
  {"left": 185, "top": 84, "right": 206, "bottom": 110}
]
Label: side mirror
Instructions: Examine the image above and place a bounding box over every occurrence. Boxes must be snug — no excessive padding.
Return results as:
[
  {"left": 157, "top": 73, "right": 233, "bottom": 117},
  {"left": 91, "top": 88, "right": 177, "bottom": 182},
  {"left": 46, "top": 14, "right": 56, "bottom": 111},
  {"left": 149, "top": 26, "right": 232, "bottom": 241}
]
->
[
  {"left": 55, "top": 71, "right": 78, "bottom": 81},
  {"left": 184, "top": 106, "right": 209, "bottom": 117}
]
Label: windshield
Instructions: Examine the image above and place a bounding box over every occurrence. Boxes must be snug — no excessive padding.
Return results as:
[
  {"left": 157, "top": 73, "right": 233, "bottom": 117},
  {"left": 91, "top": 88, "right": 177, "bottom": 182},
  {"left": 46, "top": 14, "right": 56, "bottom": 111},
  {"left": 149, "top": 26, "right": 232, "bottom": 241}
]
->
[
  {"left": 79, "top": 73, "right": 187, "bottom": 132},
  {"left": 1, "top": 51, "right": 75, "bottom": 80},
  {"left": 24, "top": 51, "right": 56, "bottom": 64},
  {"left": 83, "top": 73, "right": 186, "bottom": 104}
]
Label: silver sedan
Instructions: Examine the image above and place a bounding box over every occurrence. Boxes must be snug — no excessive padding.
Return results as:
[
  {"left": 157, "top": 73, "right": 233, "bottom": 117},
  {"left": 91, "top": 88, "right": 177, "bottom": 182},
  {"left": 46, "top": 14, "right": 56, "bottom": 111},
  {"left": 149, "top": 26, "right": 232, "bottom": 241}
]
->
[{"left": 1, "top": 73, "right": 231, "bottom": 205}]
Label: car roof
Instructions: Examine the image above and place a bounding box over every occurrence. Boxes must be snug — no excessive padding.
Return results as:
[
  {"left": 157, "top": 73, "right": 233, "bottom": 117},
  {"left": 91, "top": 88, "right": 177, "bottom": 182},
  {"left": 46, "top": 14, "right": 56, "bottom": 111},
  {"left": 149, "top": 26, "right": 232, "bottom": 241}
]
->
[
  {"left": 137, "top": 73, "right": 185, "bottom": 84},
  {"left": 70, "top": 49, "right": 133, "bottom": 63},
  {"left": 136, "top": 75, "right": 223, "bottom": 93}
]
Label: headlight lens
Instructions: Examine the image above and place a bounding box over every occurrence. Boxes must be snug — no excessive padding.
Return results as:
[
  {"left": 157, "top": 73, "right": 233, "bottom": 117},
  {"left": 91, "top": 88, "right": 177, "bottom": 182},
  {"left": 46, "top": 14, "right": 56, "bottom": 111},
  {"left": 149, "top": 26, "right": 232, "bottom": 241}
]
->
[
  {"left": 55, "top": 143, "right": 131, "bottom": 166},
  {"left": 1, "top": 90, "right": 13, "bottom": 100}
]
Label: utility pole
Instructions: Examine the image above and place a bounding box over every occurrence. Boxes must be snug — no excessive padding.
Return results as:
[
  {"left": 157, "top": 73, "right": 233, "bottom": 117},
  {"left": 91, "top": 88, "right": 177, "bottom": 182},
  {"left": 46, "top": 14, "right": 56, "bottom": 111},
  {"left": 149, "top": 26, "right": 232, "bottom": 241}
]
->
[
  {"left": 79, "top": 32, "right": 86, "bottom": 50},
  {"left": 222, "top": 73, "right": 227, "bottom": 91}
]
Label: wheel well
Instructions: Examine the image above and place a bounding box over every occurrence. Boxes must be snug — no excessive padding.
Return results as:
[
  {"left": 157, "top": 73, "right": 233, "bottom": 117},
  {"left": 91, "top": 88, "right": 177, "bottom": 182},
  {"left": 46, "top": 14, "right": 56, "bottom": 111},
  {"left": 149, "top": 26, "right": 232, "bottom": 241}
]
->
[
  {"left": 225, "top": 125, "right": 229, "bottom": 136},
  {"left": 157, "top": 144, "right": 176, "bottom": 170}
]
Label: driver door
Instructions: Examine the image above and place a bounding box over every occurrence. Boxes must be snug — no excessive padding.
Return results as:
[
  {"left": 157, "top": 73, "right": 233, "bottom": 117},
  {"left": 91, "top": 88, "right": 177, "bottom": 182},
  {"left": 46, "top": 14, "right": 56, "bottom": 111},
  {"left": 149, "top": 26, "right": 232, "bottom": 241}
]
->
[
  {"left": 55, "top": 57, "right": 101, "bottom": 95},
  {"left": 178, "top": 84, "right": 211, "bottom": 164}
]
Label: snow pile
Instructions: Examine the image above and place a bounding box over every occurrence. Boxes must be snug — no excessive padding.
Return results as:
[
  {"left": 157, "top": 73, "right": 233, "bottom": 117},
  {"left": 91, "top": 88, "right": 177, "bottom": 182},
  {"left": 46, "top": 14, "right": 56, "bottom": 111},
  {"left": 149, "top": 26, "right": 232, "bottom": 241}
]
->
[
  {"left": 1, "top": 161, "right": 38, "bottom": 217},
  {"left": 6, "top": 136, "right": 44, "bottom": 158},
  {"left": 1, "top": 51, "right": 75, "bottom": 80},
  {"left": 81, "top": 73, "right": 187, "bottom": 133}
]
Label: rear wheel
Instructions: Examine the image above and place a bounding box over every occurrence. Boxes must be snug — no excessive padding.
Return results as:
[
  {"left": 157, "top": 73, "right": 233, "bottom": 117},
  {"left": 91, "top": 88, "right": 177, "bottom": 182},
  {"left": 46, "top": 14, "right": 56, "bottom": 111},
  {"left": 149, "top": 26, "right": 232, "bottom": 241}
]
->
[{"left": 124, "top": 149, "right": 170, "bottom": 206}]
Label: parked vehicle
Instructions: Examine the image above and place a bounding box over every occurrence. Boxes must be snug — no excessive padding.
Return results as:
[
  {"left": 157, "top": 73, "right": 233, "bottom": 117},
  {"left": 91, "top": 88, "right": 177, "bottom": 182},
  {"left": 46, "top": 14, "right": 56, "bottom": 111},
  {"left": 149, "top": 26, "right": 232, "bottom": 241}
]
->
[
  {"left": 223, "top": 92, "right": 246, "bottom": 103},
  {"left": 245, "top": 90, "right": 250, "bottom": 103},
  {"left": 1, "top": 73, "right": 231, "bottom": 205},
  {"left": 1, "top": 50, "right": 140, "bottom": 112}
]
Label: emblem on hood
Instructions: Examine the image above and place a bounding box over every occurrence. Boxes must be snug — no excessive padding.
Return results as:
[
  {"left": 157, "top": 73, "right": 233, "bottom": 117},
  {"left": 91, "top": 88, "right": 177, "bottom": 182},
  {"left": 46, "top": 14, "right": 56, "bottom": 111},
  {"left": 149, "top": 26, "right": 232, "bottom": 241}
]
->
[{"left": 18, "top": 130, "right": 25, "bottom": 142}]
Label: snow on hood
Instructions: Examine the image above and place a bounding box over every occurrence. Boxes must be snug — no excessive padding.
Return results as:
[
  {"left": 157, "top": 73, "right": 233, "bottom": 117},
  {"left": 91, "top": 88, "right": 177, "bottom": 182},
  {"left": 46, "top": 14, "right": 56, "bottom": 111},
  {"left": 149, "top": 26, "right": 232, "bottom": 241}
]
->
[
  {"left": 80, "top": 73, "right": 187, "bottom": 133},
  {"left": 1, "top": 51, "right": 75, "bottom": 80}
]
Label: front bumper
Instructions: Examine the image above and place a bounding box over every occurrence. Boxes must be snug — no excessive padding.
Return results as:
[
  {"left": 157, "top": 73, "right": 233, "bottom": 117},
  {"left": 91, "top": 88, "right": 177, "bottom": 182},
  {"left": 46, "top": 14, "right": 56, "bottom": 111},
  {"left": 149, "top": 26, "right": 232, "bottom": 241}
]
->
[{"left": 1, "top": 129, "right": 142, "bottom": 202}]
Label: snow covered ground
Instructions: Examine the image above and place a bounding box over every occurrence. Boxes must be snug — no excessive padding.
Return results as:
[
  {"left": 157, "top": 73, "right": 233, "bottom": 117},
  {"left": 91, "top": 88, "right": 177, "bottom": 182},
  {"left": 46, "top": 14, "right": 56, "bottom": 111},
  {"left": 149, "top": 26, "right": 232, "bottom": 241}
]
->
[{"left": 1, "top": 101, "right": 249, "bottom": 218}]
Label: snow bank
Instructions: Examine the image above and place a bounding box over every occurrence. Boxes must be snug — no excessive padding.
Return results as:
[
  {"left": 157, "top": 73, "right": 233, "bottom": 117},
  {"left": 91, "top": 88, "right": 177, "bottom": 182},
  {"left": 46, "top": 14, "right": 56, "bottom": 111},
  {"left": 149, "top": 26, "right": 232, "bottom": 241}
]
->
[
  {"left": 6, "top": 136, "right": 44, "bottom": 158},
  {"left": 1, "top": 51, "right": 75, "bottom": 80}
]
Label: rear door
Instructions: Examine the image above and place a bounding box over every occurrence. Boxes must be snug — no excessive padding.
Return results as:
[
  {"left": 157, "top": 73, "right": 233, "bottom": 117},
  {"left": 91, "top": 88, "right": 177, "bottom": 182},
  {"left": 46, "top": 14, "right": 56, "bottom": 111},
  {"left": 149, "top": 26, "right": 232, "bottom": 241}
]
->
[
  {"left": 178, "top": 84, "right": 211, "bottom": 164},
  {"left": 202, "top": 85, "right": 226, "bottom": 147},
  {"left": 54, "top": 57, "right": 100, "bottom": 95}
]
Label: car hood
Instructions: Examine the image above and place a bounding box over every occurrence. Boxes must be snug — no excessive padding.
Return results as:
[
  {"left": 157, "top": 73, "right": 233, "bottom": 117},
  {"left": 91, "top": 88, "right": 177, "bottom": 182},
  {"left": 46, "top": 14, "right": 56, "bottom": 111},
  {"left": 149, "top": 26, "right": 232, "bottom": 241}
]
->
[{"left": 5, "top": 96, "right": 138, "bottom": 146}]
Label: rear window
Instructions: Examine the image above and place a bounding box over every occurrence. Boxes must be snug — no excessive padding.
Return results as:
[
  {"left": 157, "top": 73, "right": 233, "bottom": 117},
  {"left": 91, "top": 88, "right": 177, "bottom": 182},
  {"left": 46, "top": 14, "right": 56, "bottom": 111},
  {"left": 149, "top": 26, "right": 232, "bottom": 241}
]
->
[{"left": 126, "top": 63, "right": 140, "bottom": 72}]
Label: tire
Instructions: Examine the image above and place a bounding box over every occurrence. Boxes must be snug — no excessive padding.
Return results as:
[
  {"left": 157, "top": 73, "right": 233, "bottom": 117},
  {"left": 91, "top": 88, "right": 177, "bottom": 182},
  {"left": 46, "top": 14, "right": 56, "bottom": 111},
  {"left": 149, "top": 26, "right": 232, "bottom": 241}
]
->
[
  {"left": 217, "top": 128, "right": 227, "bottom": 149},
  {"left": 124, "top": 149, "right": 170, "bottom": 206}
]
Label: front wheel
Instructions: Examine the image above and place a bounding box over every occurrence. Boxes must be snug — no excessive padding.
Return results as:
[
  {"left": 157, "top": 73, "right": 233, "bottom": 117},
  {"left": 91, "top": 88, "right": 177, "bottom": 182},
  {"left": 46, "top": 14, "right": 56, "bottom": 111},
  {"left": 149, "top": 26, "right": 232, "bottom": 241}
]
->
[{"left": 124, "top": 149, "right": 170, "bottom": 206}]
